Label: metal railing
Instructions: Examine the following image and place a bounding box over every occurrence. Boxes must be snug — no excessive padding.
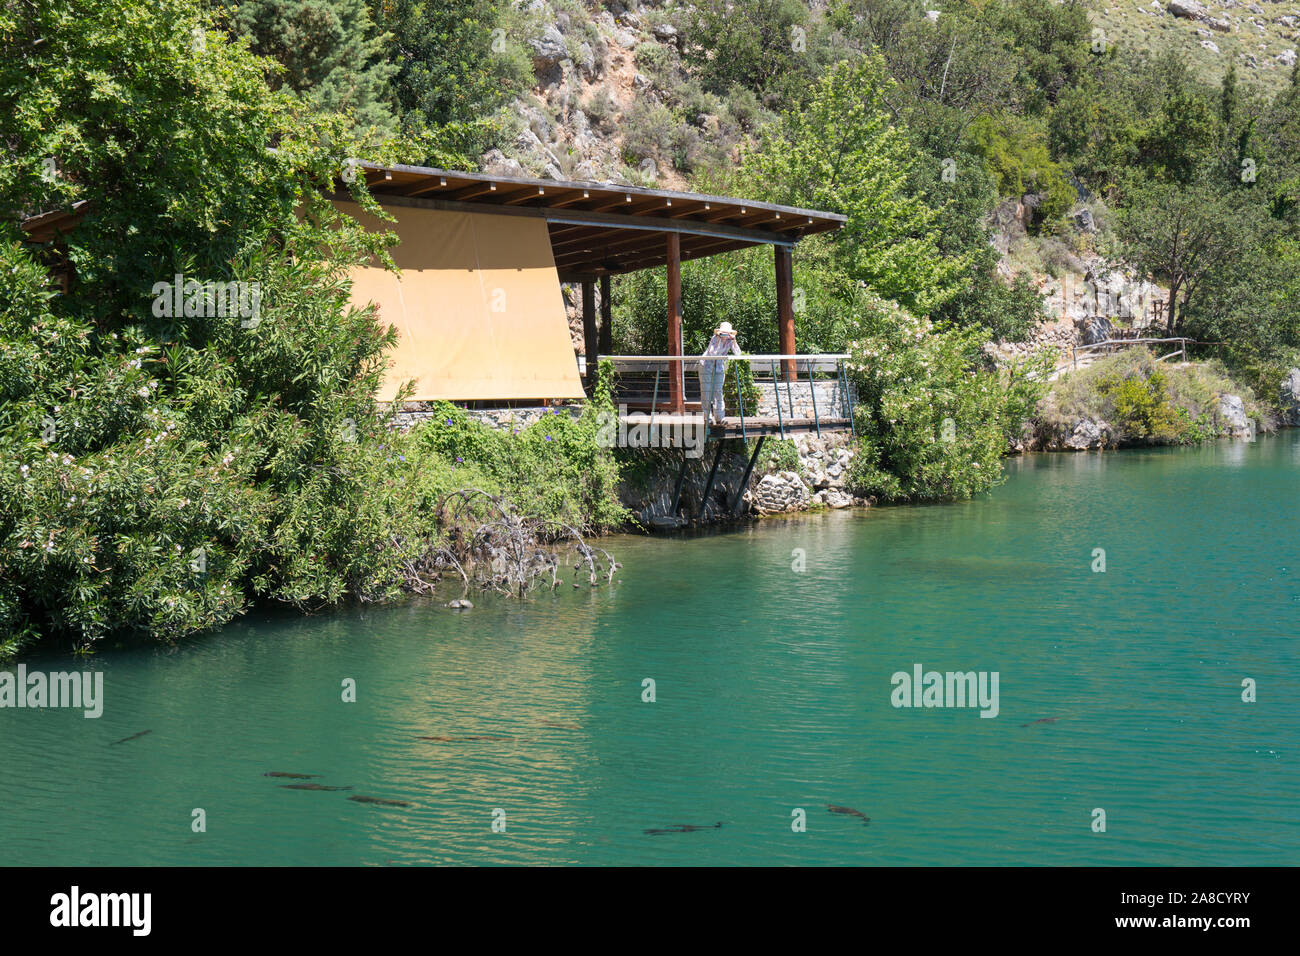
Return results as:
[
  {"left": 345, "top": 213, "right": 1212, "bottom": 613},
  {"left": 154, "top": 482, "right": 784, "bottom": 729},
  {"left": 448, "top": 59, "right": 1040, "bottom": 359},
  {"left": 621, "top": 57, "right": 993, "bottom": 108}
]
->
[
  {"left": 597, "top": 354, "right": 855, "bottom": 440},
  {"left": 1062, "top": 337, "right": 1194, "bottom": 373}
]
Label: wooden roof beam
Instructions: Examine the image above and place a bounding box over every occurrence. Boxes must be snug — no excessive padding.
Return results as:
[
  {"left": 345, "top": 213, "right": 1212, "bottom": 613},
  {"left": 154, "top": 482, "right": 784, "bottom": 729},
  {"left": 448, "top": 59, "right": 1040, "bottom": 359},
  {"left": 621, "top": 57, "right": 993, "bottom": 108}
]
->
[
  {"left": 341, "top": 160, "right": 847, "bottom": 227},
  {"left": 358, "top": 193, "right": 801, "bottom": 249},
  {"left": 498, "top": 185, "right": 550, "bottom": 206},
  {"left": 442, "top": 181, "right": 498, "bottom": 201},
  {"left": 400, "top": 175, "right": 451, "bottom": 198},
  {"left": 549, "top": 226, "right": 630, "bottom": 251},
  {"left": 548, "top": 189, "right": 594, "bottom": 209},
  {"left": 621, "top": 197, "right": 671, "bottom": 217},
  {"left": 586, "top": 193, "right": 637, "bottom": 213},
  {"left": 560, "top": 235, "right": 751, "bottom": 276}
]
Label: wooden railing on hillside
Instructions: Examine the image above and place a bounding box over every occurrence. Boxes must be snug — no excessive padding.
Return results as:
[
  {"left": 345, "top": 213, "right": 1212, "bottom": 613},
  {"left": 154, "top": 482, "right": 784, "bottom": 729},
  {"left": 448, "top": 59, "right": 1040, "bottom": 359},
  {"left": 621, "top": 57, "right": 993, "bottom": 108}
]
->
[{"left": 1055, "top": 337, "right": 1231, "bottom": 375}]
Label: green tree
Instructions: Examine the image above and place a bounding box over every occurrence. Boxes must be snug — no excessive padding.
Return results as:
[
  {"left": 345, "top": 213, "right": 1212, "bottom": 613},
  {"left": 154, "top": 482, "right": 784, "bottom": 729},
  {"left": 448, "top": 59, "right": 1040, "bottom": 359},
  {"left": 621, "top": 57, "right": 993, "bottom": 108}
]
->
[
  {"left": 1220, "top": 63, "right": 1239, "bottom": 130},
  {"left": 906, "top": 142, "right": 1045, "bottom": 341},
  {"left": 1117, "top": 178, "right": 1259, "bottom": 334},
  {"left": 683, "top": 0, "right": 817, "bottom": 104},
  {"left": 0, "top": 0, "right": 410, "bottom": 652},
  {"left": 1137, "top": 85, "right": 1220, "bottom": 185},
  {"left": 736, "top": 56, "right": 967, "bottom": 315},
  {"left": 827, "top": 0, "right": 924, "bottom": 52},
  {"left": 967, "top": 113, "right": 1077, "bottom": 224},
  {"left": 1257, "top": 63, "right": 1300, "bottom": 223},
  {"left": 1048, "top": 76, "right": 1141, "bottom": 191},
  {"left": 878, "top": 1, "right": 1024, "bottom": 120},
  {"left": 228, "top": 0, "right": 399, "bottom": 136},
  {"left": 991, "top": 0, "right": 1092, "bottom": 112},
  {"left": 369, "top": 0, "right": 530, "bottom": 154},
  {"left": 1186, "top": 237, "right": 1300, "bottom": 367}
]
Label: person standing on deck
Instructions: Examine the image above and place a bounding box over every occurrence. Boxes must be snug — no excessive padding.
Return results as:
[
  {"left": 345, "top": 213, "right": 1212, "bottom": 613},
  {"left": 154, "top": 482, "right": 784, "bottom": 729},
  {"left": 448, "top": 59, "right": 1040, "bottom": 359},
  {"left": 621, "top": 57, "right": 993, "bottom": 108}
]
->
[{"left": 700, "top": 322, "right": 741, "bottom": 425}]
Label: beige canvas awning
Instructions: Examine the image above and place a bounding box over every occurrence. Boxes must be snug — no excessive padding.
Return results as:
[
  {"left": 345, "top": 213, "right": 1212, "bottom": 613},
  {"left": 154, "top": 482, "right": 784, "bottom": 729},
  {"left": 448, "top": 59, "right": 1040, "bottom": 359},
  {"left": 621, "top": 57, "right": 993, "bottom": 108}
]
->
[{"left": 336, "top": 200, "right": 585, "bottom": 402}]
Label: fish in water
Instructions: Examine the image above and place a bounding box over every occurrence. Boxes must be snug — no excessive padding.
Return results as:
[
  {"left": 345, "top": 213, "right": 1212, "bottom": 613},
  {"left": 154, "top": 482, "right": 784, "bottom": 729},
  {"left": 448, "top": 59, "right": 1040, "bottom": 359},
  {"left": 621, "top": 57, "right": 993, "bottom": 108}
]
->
[
  {"left": 414, "top": 735, "right": 512, "bottom": 742},
  {"left": 349, "top": 795, "right": 412, "bottom": 808},
  {"left": 643, "top": 822, "right": 724, "bottom": 835},
  {"left": 281, "top": 783, "right": 353, "bottom": 791},
  {"left": 1020, "top": 717, "right": 1060, "bottom": 728},
  {"left": 536, "top": 719, "right": 583, "bottom": 731},
  {"left": 109, "top": 730, "right": 152, "bottom": 746},
  {"left": 264, "top": 772, "right": 318, "bottom": 779},
  {"left": 826, "top": 804, "right": 870, "bottom": 825}
]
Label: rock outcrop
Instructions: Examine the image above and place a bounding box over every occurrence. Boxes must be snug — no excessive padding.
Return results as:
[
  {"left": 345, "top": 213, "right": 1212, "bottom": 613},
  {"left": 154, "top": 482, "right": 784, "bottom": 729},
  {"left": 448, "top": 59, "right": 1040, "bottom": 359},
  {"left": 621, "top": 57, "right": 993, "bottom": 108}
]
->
[
  {"left": 1280, "top": 368, "right": 1300, "bottom": 425},
  {"left": 1075, "top": 315, "right": 1114, "bottom": 346},
  {"left": 1168, "top": 0, "right": 1210, "bottom": 19},
  {"left": 1062, "top": 418, "right": 1116, "bottom": 450},
  {"left": 752, "top": 471, "right": 810, "bottom": 514},
  {"left": 1215, "top": 394, "right": 1253, "bottom": 439},
  {"left": 1211, "top": 392, "right": 1253, "bottom": 437}
]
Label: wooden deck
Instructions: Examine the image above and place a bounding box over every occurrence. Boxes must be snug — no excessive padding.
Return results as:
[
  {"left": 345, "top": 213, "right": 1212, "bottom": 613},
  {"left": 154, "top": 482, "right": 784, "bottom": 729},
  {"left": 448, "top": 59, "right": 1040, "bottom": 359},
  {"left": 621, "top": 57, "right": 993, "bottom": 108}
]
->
[
  {"left": 708, "top": 417, "right": 852, "bottom": 438},
  {"left": 616, "top": 411, "right": 852, "bottom": 440}
]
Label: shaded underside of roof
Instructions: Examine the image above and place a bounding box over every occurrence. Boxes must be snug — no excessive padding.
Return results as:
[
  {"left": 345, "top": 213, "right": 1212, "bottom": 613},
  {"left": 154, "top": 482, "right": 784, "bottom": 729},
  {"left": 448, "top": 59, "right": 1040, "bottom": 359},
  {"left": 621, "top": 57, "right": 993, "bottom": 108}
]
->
[{"left": 336, "top": 162, "right": 846, "bottom": 282}]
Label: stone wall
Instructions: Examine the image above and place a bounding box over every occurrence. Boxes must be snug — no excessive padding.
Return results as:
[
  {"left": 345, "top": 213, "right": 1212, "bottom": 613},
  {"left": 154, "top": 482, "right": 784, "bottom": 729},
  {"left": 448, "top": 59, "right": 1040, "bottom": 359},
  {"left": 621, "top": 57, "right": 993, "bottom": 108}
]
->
[
  {"left": 618, "top": 428, "right": 867, "bottom": 527},
  {"left": 792, "top": 432, "right": 858, "bottom": 509},
  {"left": 618, "top": 442, "right": 755, "bottom": 528},
  {"left": 387, "top": 403, "right": 583, "bottom": 431},
  {"left": 753, "top": 379, "right": 854, "bottom": 421}
]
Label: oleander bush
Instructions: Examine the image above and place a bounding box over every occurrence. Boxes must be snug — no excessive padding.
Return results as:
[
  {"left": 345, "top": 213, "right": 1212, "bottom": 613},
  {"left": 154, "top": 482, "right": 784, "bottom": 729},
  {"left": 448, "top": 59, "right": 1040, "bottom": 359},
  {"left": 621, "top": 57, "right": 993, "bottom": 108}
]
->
[{"left": 845, "top": 294, "right": 1049, "bottom": 501}]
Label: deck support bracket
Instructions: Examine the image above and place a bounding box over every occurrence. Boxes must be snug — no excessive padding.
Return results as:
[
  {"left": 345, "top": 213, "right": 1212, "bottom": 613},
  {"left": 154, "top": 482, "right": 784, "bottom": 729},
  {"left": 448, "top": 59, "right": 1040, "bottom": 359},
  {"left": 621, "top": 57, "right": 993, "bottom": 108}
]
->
[
  {"left": 670, "top": 450, "right": 690, "bottom": 517},
  {"left": 698, "top": 439, "right": 726, "bottom": 521},
  {"left": 731, "top": 435, "right": 766, "bottom": 516}
]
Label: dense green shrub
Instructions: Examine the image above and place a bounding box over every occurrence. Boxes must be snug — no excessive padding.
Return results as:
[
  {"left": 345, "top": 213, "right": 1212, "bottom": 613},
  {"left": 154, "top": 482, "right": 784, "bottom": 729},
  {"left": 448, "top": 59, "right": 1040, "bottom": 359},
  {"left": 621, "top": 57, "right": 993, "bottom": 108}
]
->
[
  {"left": 0, "top": 0, "right": 622, "bottom": 659},
  {"left": 761, "top": 437, "right": 804, "bottom": 477},
  {"left": 410, "top": 400, "right": 627, "bottom": 534},
  {"left": 1095, "top": 367, "right": 1187, "bottom": 443},
  {"left": 1037, "top": 349, "right": 1267, "bottom": 444},
  {"left": 968, "top": 114, "right": 1076, "bottom": 226},
  {"left": 845, "top": 294, "right": 1048, "bottom": 501},
  {"left": 621, "top": 100, "right": 681, "bottom": 169}
]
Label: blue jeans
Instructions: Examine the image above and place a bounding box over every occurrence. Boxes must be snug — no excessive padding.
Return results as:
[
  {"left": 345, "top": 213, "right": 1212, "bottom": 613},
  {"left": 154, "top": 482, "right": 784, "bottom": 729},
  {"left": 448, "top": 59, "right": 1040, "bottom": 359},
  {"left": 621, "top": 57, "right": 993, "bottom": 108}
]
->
[{"left": 701, "top": 361, "right": 726, "bottom": 421}]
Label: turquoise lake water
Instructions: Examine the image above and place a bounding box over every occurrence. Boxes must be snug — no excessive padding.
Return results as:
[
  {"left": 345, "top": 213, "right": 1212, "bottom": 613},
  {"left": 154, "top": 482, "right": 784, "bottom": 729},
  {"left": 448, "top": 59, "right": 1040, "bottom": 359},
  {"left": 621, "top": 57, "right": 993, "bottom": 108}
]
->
[{"left": 2, "top": 434, "right": 1297, "bottom": 865}]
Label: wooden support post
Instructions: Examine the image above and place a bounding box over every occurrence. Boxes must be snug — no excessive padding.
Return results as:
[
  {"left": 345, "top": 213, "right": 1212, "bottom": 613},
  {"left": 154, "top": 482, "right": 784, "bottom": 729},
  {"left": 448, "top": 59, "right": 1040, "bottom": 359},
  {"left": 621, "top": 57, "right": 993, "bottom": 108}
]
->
[
  {"left": 666, "top": 233, "right": 684, "bottom": 412},
  {"left": 581, "top": 279, "right": 598, "bottom": 389},
  {"left": 599, "top": 274, "right": 613, "bottom": 358},
  {"left": 775, "top": 245, "right": 796, "bottom": 382}
]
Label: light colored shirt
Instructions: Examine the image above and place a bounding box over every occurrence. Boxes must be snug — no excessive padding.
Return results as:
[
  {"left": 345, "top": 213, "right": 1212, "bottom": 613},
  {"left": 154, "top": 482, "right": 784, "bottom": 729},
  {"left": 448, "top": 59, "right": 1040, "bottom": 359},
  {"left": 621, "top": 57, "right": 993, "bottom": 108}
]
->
[{"left": 702, "top": 333, "right": 741, "bottom": 362}]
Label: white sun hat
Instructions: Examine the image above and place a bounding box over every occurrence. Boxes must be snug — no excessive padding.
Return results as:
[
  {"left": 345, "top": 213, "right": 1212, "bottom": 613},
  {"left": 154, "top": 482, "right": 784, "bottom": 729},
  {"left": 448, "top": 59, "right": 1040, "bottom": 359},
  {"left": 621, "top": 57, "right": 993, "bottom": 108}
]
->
[{"left": 716, "top": 321, "right": 735, "bottom": 335}]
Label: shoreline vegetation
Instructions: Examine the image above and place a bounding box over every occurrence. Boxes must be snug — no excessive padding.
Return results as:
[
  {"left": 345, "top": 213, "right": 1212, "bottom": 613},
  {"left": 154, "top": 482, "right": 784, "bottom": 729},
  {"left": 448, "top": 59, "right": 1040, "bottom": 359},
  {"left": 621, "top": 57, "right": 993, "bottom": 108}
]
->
[{"left": 3, "top": 0, "right": 1299, "bottom": 659}]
